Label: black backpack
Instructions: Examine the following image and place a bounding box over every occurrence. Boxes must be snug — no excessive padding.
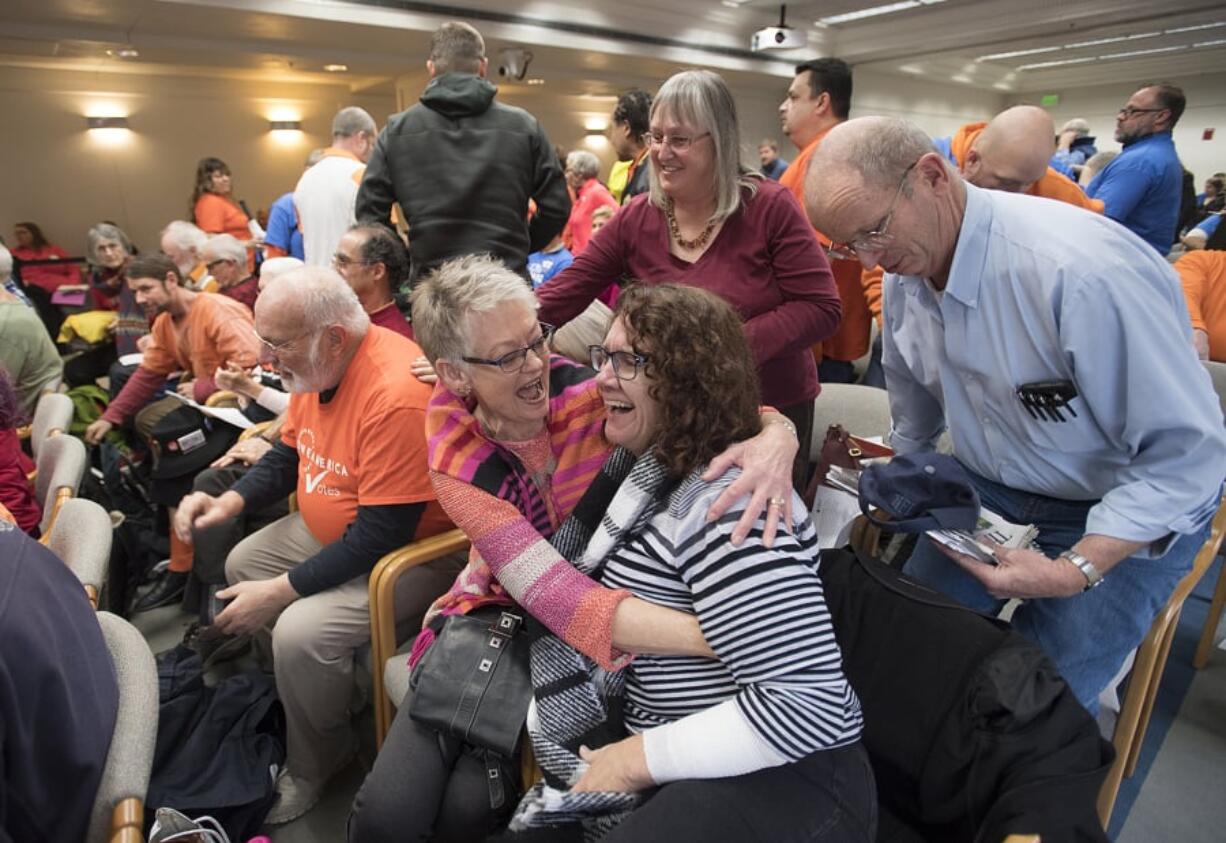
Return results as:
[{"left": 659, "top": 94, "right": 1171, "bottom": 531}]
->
[
  {"left": 146, "top": 645, "right": 286, "bottom": 840},
  {"left": 818, "top": 548, "right": 1112, "bottom": 843}
]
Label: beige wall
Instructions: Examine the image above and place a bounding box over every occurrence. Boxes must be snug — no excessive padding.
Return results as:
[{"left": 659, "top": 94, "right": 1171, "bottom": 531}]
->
[
  {"left": 3, "top": 61, "right": 1006, "bottom": 261},
  {"left": 1011, "top": 72, "right": 1226, "bottom": 185},
  {"left": 0, "top": 66, "right": 395, "bottom": 256}
]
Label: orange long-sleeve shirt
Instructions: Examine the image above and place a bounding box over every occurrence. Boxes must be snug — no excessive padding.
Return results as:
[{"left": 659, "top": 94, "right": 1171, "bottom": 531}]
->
[
  {"left": 779, "top": 129, "right": 872, "bottom": 363},
  {"left": 1175, "top": 250, "right": 1226, "bottom": 362}
]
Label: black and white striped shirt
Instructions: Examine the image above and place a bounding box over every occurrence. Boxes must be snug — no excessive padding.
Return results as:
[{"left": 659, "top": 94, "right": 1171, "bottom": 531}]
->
[{"left": 599, "top": 470, "right": 863, "bottom": 783}]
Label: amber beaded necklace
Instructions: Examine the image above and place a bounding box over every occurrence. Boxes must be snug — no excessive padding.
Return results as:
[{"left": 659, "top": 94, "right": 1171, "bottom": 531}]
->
[{"left": 665, "top": 196, "right": 717, "bottom": 250}]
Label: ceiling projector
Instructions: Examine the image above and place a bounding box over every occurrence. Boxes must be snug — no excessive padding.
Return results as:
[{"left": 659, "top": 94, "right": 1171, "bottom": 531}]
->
[
  {"left": 751, "top": 25, "right": 806, "bottom": 51},
  {"left": 751, "top": 4, "right": 805, "bottom": 52}
]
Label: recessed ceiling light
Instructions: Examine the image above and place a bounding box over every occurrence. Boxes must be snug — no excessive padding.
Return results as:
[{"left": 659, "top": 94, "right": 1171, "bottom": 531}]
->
[
  {"left": 1165, "top": 22, "right": 1225, "bottom": 35},
  {"left": 1016, "top": 56, "right": 1099, "bottom": 71},
  {"left": 323, "top": 63, "right": 348, "bottom": 72},
  {"left": 1064, "top": 32, "right": 1159, "bottom": 49},
  {"left": 818, "top": 0, "right": 945, "bottom": 26},
  {"left": 977, "top": 46, "right": 1060, "bottom": 61},
  {"left": 107, "top": 46, "right": 139, "bottom": 59}
]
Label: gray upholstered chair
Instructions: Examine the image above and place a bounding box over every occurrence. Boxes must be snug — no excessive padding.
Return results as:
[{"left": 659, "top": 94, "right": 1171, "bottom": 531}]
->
[
  {"left": 31, "top": 392, "right": 74, "bottom": 458},
  {"left": 35, "top": 433, "right": 86, "bottom": 537},
  {"left": 87, "top": 612, "right": 158, "bottom": 843},
  {"left": 45, "top": 497, "right": 113, "bottom": 609}
]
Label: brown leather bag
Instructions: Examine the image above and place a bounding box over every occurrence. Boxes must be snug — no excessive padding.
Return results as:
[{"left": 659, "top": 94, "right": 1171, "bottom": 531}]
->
[{"left": 803, "top": 425, "right": 893, "bottom": 508}]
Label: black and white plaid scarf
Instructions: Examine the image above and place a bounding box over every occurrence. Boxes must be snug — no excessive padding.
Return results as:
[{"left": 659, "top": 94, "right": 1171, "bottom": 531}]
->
[{"left": 508, "top": 448, "right": 673, "bottom": 840}]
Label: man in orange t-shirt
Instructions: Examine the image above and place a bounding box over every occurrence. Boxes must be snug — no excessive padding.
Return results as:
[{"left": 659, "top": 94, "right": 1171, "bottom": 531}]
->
[
  {"left": 778, "top": 57, "right": 869, "bottom": 384},
  {"left": 1174, "top": 250, "right": 1226, "bottom": 362},
  {"left": 82, "top": 252, "right": 262, "bottom": 607},
  {"left": 174, "top": 267, "right": 458, "bottom": 823}
]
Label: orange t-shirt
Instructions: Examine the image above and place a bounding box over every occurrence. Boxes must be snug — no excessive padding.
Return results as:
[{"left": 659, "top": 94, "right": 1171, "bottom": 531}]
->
[
  {"left": 194, "top": 192, "right": 251, "bottom": 240},
  {"left": 948, "top": 122, "right": 1105, "bottom": 214},
  {"left": 779, "top": 129, "right": 872, "bottom": 364},
  {"left": 281, "top": 327, "right": 451, "bottom": 545},
  {"left": 1175, "top": 250, "right": 1226, "bottom": 363},
  {"left": 141, "top": 293, "right": 259, "bottom": 378}
]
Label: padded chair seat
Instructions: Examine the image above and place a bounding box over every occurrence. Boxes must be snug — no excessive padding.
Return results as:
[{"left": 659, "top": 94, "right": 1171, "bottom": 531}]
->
[{"left": 383, "top": 646, "right": 414, "bottom": 709}]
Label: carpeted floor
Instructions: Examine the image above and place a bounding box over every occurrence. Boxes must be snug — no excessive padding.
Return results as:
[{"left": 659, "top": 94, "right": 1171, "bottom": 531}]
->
[{"left": 1113, "top": 555, "right": 1225, "bottom": 841}]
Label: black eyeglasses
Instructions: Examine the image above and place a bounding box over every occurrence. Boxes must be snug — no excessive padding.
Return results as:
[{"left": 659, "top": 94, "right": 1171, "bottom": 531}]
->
[
  {"left": 462, "top": 323, "right": 555, "bottom": 373},
  {"left": 1117, "top": 106, "right": 1167, "bottom": 119},
  {"left": 588, "top": 345, "right": 649, "bottom": 381}
]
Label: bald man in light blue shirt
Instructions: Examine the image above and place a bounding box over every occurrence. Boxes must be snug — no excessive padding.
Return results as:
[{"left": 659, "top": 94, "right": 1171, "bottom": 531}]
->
[{"left": 806, "top": 116, "right": 1225, "bottom": 711}]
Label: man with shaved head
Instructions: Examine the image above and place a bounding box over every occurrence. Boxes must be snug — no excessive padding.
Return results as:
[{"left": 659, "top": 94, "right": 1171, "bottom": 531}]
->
[
  {"left": 805, "top": 116, "right": 1226, "bottom": 713},
  {"left": 174, "top": 267, "right": 459, "bottom": 822},
  {"left": 933, "top": 105, "right": 1102, "bottom": 210}
]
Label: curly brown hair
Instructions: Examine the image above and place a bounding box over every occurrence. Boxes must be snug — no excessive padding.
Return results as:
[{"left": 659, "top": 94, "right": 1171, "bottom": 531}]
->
[{"left": 614, "top": 283, "right": 762, "bottom": 479}]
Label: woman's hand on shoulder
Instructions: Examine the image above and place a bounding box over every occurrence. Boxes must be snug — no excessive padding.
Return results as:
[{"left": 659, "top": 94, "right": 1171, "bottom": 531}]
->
[{"left": 702, "top": 415, "right": 798, "bottom": 547}]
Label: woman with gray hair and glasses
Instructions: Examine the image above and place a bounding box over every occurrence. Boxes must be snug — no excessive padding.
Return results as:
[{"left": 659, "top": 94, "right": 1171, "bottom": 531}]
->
[
  {"left": 350, "top": 254, "right": 802, "bottom": 842},
  {"left": 537, "top": 69, "right": 842, "bottom": 487}
]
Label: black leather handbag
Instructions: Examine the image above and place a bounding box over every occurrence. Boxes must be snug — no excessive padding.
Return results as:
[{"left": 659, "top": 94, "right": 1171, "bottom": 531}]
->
[{"left": 408, "top": 606, "right": 534, "bottom": 758}]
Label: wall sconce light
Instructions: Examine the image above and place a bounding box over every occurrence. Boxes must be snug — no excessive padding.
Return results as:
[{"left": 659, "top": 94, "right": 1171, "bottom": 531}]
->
[
  {"left": 584, "top": 127, "right": 607, "bottom": 136},
  {"left": 86, "top": 117, "right": 130, "bottom": 130},
  {"left": 269, "top": 120, "right": 303, "bottom": 131}
]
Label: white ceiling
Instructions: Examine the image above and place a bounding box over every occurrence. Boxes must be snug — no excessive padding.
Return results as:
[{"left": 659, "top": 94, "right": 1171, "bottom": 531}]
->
[{"left": 1, "top": 0, "right": 1223, "bottom": 98}]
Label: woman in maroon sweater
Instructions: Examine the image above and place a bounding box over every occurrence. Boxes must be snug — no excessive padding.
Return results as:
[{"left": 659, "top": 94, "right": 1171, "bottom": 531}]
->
[{"left": 536, "top": 70, "right": 841, "bottom": 482}]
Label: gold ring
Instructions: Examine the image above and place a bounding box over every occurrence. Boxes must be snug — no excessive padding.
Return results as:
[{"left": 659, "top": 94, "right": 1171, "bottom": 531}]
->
[{"left": 768, "top": 497, "right": 786, "bottom": 508}]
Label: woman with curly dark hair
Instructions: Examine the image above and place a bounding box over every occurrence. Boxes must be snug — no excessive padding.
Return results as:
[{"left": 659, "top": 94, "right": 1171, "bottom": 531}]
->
[
  {"left": 190, "top": 156, "right": 252, "bottom": 241},
  {"left": 506, "top": 283, "right": 875, "bottom": 841},
  {"left": 0, "top": 369, "right": 41, "bottom": 536}
]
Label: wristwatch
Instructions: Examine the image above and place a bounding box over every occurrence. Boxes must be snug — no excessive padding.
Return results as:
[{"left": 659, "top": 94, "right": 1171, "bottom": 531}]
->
[{"left": 1059, "top": 550, "right": 1103, "bottom": 590}]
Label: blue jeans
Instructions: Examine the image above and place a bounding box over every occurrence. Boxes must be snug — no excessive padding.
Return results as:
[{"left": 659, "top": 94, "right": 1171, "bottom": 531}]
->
[{"left": 904, "top": 470, "right": 1210, "bottom": 712}]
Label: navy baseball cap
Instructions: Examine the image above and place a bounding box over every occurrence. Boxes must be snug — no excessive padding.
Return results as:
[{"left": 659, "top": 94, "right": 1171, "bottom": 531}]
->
[{"left": 857, "top": 453, "right": 981, "bottom": 533}]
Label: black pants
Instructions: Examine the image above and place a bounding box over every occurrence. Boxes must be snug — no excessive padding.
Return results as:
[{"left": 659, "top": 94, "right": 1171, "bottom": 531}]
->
[
  {"left": 818, "top": 358, "right": 858, "bottom": 385},
  {"left": 349, "top": 698, "right": 519, "bottom": 843},
  {"left": 604, "top": 742, "right": 877, "bottom": 843},
  {"left": 491, "top": 742, "right": 877, "bottom": 843},
  {"left": 189, "top": 464, "right": 288, "bottom": 584}
]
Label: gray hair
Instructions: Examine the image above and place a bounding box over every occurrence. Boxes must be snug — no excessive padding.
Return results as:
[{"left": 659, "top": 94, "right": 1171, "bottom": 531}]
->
[
  {"left": 161, "top": 220, "right": 208, "bottom": 254},
  {"left": 86, "top": 223, "right": 134, "bottom": 267},
  {"left": 430, "top": 21, "right": 485, "bottom": 74},
  {"left": 264, "top": 266, "right": 370, "bottom": 338},
  {"left": 0, "top": 244, "right": 11, "bottom": 282},
  {"left": 332, "top": 107, "right": 376, "bottom": 140},
  {"left": 565, "top": 150, "right": 601, "bottom": 181},
  {"left": 305, "top": 148, "right": 326, "bottom": 168},
  {"left": 202, "top": 233, "right": 248, "bottom": 266},
  {"left": 1081, "top": 150, "right": 1118, "bottom": 183},
  {"left": 259, "top": 256, "right": 304, "bottom": 284},
  {"left": 825, "top": 116, "right": 939, "bottom": 193},
  {"left": 1060, "top": 118, "right": 1091, "bottom": 136},
  {"left": 648, "top": 70, "right": 758, "bottom": 223},
  {"left": 411, "top": 254, "right": 537, "bottom": 364}
]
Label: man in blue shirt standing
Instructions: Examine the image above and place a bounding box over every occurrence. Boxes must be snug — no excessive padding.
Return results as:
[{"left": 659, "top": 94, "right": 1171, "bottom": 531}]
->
[
  {"left": 1086, "top": 84, "right": 1185, "bottom": 255},
  {"left": 805, "top": 116, "right": 1226, "bottom": 713}
]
